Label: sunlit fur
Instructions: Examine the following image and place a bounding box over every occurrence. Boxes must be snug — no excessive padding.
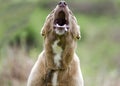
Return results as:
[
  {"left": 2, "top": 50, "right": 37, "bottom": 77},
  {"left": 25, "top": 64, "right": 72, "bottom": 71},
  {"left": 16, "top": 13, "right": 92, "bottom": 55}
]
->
[{"left": 27, "top": 2, "right": 83, "bottom": 86}]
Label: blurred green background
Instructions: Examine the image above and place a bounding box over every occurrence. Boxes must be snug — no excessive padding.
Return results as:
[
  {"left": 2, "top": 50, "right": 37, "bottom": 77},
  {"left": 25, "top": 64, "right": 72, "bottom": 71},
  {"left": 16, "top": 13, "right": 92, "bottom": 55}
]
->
[{"left": 0, "top": 0, "right": 120, "bottom": 86}]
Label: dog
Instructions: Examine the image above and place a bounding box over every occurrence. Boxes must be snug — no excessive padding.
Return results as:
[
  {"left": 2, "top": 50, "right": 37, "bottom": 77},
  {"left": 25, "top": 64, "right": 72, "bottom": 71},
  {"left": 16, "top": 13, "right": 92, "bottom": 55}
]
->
[{"left": 27, "top": 1, "right": 84, "bottom": 86}]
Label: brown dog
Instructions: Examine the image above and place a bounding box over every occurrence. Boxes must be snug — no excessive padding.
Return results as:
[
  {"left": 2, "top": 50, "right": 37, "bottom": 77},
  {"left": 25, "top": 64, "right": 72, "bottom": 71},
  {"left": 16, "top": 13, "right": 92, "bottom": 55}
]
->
[{"left": 27, "top": 1, "right": 84, "bottom": 86}]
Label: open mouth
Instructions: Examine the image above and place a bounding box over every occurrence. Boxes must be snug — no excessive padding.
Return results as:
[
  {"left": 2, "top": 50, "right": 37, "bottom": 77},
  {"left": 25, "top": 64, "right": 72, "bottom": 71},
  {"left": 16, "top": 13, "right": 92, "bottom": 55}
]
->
[
  {"left": 54, "top": 10, "right": 69, "bottom": 28},
  {"left": 54, "top": 10, "right": 68, "bottom": 26},
  {"left": 54, "top": 9, "right": 69, "bottom": 35}
]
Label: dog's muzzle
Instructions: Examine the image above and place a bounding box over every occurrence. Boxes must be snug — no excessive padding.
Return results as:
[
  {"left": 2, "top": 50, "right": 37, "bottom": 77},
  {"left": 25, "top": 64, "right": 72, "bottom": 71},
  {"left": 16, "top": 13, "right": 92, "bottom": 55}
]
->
[
  {"left": 54, "top": 1, "right": 69, "bottom": 35},
  {"left": 58, "top": 0, "right": 67, "bottom": 7}
]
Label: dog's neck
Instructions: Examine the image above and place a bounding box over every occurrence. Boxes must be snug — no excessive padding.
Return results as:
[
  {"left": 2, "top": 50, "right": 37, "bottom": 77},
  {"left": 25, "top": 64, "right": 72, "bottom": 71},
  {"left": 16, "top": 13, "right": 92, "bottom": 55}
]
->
[{"left": 44, "top": 32, "right": 76, "bottom": 69}]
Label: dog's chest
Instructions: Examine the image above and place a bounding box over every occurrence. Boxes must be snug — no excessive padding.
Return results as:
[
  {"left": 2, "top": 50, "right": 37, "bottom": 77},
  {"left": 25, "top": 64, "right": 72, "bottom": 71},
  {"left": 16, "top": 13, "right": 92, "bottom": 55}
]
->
[
  {"left": 52, "top": 40, "right": 62, "bottom": 67},
  {"left": 51, "top": 40, "right": 62, "bottom": 86}
]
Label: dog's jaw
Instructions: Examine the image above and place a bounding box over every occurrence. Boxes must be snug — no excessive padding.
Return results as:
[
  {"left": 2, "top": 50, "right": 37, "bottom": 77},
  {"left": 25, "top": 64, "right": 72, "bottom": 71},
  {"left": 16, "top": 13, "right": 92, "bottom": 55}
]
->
[{"left": 53, "top": 2, "right": 69, "bottom": 36}]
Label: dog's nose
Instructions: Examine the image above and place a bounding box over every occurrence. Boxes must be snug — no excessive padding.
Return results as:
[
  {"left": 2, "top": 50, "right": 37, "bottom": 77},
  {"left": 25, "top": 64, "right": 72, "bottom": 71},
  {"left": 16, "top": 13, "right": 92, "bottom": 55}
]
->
[{"left": 58, "top": 1, "right": 67, "bottom": 7}]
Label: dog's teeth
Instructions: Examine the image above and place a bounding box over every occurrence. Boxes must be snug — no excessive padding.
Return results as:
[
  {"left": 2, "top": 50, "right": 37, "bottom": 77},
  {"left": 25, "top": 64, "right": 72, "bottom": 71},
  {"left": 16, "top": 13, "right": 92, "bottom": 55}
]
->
[
  {"left": 57, "top": 24, "right": 61, "bottom": 27},
  {"left": 54, "top": 24, "right": 60, "bottom": 28},
  {"left": 54, "top": 24, "right": 69, "bottom": 30},
  {"left": 56, "top": 24, "right": 59, "bottom": 27},
  {"left": 65, "top": 27, "right": 68, "bottom": 31}
]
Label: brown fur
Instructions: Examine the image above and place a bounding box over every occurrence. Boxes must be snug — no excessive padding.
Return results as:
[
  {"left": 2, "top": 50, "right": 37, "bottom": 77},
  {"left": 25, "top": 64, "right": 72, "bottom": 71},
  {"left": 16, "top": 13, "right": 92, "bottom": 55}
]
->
[{"left": 27, "top": 1, "right": 83, "bottom": 86}]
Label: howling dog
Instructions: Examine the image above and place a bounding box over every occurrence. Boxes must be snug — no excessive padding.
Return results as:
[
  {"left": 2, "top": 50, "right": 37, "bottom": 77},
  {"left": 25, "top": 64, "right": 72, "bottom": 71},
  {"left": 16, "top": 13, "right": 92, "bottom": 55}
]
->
[{"left": 27, "top": 1, "right": 84, "bottom": 86}]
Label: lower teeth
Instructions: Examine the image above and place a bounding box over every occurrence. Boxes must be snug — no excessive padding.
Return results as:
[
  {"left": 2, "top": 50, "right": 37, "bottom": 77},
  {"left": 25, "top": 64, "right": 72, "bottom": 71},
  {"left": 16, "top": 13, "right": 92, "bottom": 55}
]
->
[{"left": 54, "top": 24, "right": 69, "bottom": 29}]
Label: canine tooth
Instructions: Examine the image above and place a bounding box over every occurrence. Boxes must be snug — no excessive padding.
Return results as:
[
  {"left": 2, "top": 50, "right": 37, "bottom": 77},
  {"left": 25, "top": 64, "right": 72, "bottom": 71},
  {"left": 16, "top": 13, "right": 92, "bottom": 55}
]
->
[
  {"left": 54, "top": 24, "right": 60, "bottom": 28},
  {"left": 54, "top": 24, "right": 69, "bottom": 29},
  {"left": 56, "top": 24, "right": 59, "bottom": 27},
  {"left": 65, "top": 27, "right": 67, "bottom": 31},
  {"left": 56, "top": 24, "right": 59, "bottom": 26},
  {"left": 57, "top": 24, "right": 61, "bottom": 27}
]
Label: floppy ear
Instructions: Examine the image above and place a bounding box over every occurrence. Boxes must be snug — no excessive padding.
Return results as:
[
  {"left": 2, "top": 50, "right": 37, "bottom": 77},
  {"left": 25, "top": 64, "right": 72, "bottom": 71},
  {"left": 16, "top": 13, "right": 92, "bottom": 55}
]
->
[
  {"left": 75, "top": 25, "right": 81, "bottom": 39},
  {"left": 71, "top": 16, "right": 81, "bottom": 40},
  {"left": 41, "top": 14, "right": 51, "bottom": 37},
  {"left": 41, "top": 10, "right": 55, "bottom": 37}
]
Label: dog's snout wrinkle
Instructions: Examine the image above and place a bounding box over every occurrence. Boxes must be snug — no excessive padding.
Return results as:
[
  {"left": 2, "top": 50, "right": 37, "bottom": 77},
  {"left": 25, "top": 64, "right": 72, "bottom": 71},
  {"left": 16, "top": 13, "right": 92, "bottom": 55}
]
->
[{"left": 58, "top": 1, "right": 67, "bottom": 7}]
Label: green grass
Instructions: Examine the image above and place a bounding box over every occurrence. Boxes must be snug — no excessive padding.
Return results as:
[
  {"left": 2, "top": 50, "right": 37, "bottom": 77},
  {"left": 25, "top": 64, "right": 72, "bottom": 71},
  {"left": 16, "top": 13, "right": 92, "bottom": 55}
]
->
[{"left": 0, "top": 1, "right": 120, "bottom": 86}]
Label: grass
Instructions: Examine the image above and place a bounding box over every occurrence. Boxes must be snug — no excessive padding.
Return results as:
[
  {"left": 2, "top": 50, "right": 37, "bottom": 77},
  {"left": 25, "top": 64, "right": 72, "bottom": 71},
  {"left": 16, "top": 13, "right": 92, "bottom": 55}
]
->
[{"left": 0, "top": 1, "right": 120, "bottom": 86}]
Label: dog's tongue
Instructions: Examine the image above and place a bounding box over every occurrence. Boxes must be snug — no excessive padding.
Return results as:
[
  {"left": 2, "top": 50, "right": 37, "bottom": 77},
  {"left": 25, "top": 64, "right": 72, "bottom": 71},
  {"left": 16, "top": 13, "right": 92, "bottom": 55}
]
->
[{"left": 54, "top": 24, "right": 69, "bottom": 31}]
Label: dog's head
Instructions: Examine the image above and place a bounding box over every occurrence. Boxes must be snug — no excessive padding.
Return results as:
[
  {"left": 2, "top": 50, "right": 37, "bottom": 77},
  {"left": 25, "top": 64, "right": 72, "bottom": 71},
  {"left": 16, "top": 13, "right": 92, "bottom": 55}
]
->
[{"left": 41, "top": 1, "right": 81, "bottom": 40}]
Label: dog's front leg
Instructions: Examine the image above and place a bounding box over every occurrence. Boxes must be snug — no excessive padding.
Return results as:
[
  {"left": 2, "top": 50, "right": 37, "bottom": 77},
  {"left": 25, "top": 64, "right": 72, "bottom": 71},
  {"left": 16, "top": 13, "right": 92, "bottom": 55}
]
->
[{"left": 27, "top": 52, "right": 46, "bottom": 86}]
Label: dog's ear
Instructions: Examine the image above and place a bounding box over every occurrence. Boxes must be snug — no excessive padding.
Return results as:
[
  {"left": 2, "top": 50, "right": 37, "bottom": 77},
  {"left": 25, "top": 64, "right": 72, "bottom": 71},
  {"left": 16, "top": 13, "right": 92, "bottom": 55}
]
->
[
  {"left": 70, "top": 16, "right": 81, "bottom": 40},
  {"left": 41, "top": 15, "right": 51, "bottom": 37},
  {"left": 75, "top": 25, "right": 81, "bottom": 40},
  {"left": 41, "top": 10, "right": 55, "bottom": 37}
]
